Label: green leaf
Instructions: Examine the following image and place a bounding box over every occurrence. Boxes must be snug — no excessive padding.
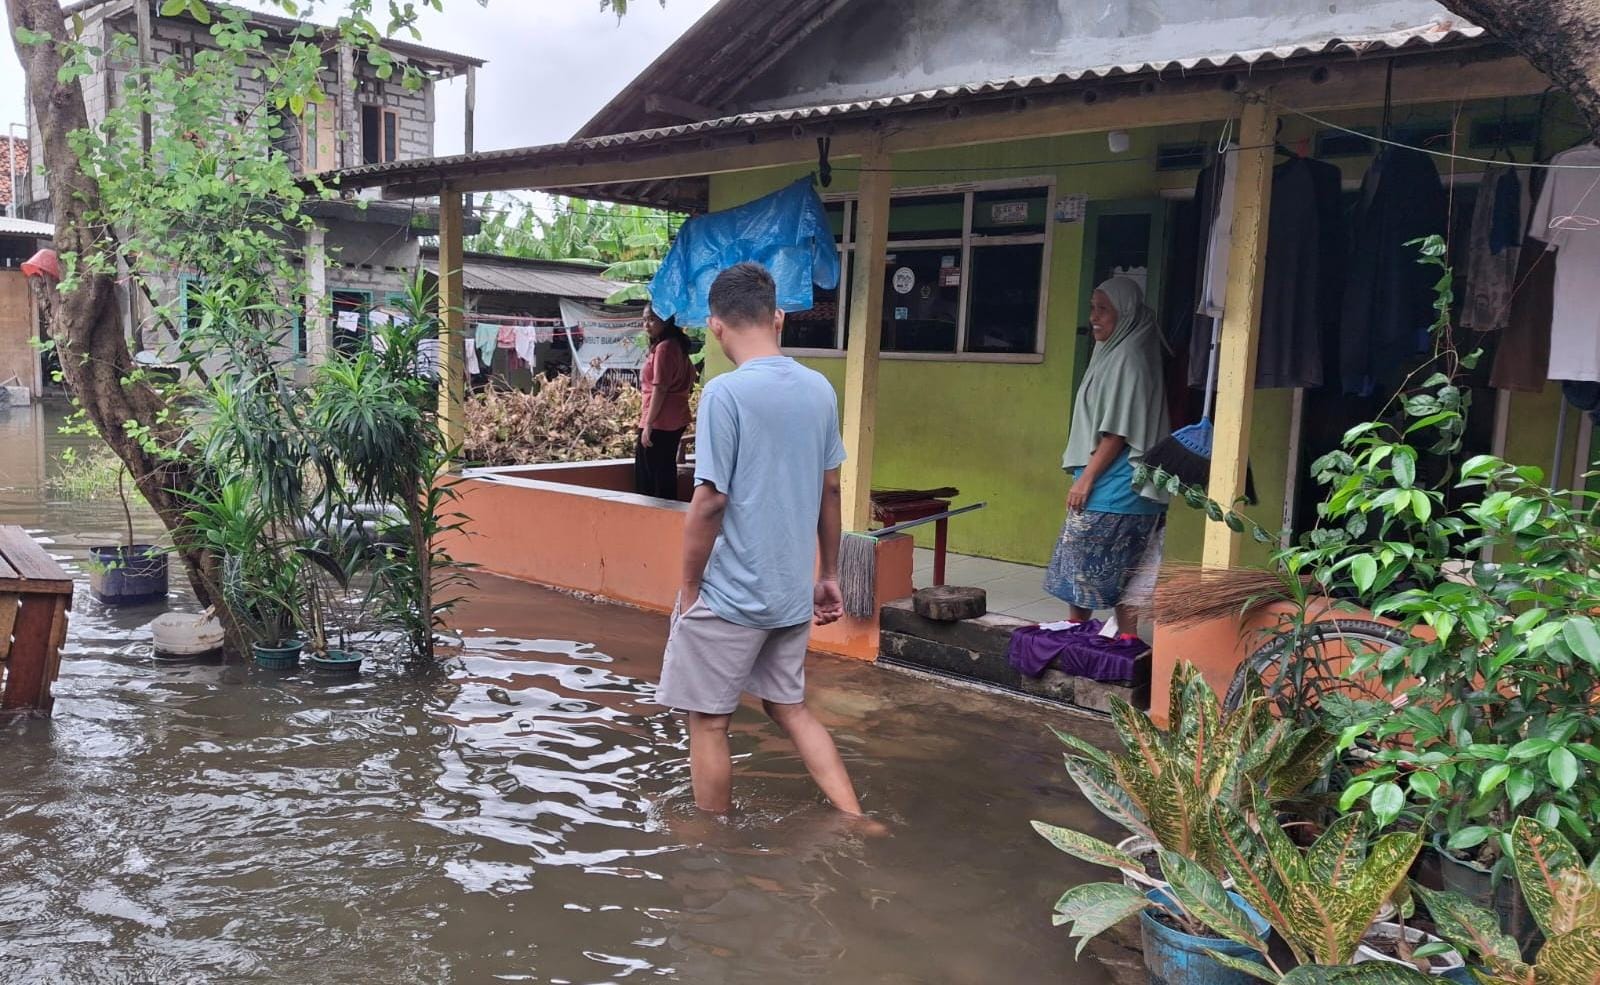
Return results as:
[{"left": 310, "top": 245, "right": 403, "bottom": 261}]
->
[
  {"left": 160, "top": 0, "right": 188, "bottom": 13},
  {"left": 1282, "top": 965, "right": 1436, "bottom": 985},
  {"left": 1508, "top": 498, "right": 1541, "bottom": 532},
  {"left": 1351, "top": 555, "right": 1378, "bottom": 594},
  {"left": 1370, "top": 782, "right": 1406, "bottom": 827},
  {"left": 1202, "top": 950, "right": 1277, "bottom": 983},
  {"left": 1410, "top": 490, "right": 1432, "bottom": 521},
  {"left": 1392, "top": 448, "right": 1417, "bottom": 488},
  {"left": 1510, "top": 816, "right": 1590, "bottom": 940},
  {"left": 1445, "top": 826, "right": 1491, "bottom": 852},
  {"left": 1538, "top": 926, "right": 1600, "bottom": 983},
  {"left": 1477, "top": 763, "right": 1511, "bottom": 796},
  {"left": 1550, "top": 747, "right": 1580, "bottom": 791},
  {"left": 1060, "top": 757, "right": 1156, "bottom": 845},
  {"left": 1563, "top": 616, "right": 1600, "bottom": 668},
  {"left": 1339, "top": 779, "right": 1376, "bottom": 812},
  {"left": 1510, "top": 737, "right": 1558, "bottom": 760},
  {"left": 1506, "top": 767, "right": 1537, "bottom": 808},
  {"left": 1030, "top": 822, "right": 1146, "bottom": 873}
]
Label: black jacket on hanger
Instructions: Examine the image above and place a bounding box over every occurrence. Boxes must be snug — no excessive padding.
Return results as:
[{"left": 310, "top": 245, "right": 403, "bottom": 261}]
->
[{"left": 1338, "top": 147, "right": 1449, "bottom": 397}]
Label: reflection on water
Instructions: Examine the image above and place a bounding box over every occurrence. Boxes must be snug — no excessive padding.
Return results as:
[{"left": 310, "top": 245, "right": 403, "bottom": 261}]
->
[{"left": 0, "top": 404, "right": 1135, "bottom": 984}]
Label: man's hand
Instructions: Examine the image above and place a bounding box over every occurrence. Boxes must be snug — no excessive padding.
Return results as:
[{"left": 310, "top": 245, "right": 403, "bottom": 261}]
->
[
  {"left": 1067, "top": 474, "right": 1095, "bottom": 512},
  {"left": 678, "top": 583, "right": 700, "bottom": 614},
  {"left": 814, "top": 578, "right": 844, "bottom": 626},
  {"left": 640, "top": 428, "right": 654, "bottom": 449}
]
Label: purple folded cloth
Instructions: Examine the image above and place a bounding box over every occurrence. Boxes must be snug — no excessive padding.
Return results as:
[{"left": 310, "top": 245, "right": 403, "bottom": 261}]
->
[{"left": 1007, "top": 621, "right": 1146, "bottom": 682}]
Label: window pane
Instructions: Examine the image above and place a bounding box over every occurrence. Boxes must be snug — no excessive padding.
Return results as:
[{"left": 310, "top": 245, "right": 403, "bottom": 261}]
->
[
  {"left": 888, "top": 193, "right": 963, "bottom": 242},
  {"left": 361, "top": 105, "right": 381, "bottom": 164},
  {"left": 384, "top": 111, "right": 398, "bottom": 163},
  {"left": 824, "top": 201, "right": 847, "bottom": 242},
  {"left": 881, "top": 249, "right": 959, "bottom": 353},
  {"left": 783, "top": 279, "right": 841, "bottom": 349},
  {"left": 965, "top": 243, "right": 1044, "bottom": 354},
  {"left": 972, "top": 187, "right": 1048, "bottom": 236}
]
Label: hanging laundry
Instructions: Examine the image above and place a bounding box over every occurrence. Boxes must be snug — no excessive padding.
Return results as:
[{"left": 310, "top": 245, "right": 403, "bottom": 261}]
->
[
  {"left": 463, "top": 336, "right": 481, "bottom": 377},
  {"left": 512, "top": 324, "right": 542, "bottom": 368},
  {"left": 1528, "top": 143, "right": 1600, "bottom": 383},
  {"left": 1338, "top": 147, "right": 1449, "bottom": 397},
  {"left": 496, "top": 325, "right": 517, "bottom": 349},
  {"left": 1194, "top": 144, "right": 1238, "bottom": 321},
  {"left": 649, "top": 176, "right": 840, "bottom": 325},
  {"left": 1491, "top": 244, "right": 1556, "bottom": 393},
  {"left": 474, "top": 323, "right": 498, "bottom": 370},
  {"left": 1189, "top": 153, "right": 1345, "bottom": 390},
  {"left": 1460, "top": 164, "right": 1528, "bottom": 333}
]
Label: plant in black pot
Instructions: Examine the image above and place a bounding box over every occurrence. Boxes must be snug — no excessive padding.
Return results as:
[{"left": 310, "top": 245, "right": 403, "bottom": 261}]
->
[{"left": 86, "top": 460, "right": 169, "bottom": 606}]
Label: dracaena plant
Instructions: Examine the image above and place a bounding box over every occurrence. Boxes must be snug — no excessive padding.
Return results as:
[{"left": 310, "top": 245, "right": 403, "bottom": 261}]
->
[
  {"left": 1210, "top": 797, "right": 1425, "bottom": 970},
  {"left": 1414, "top": 817, "right": 1600, "bottom": 983},
  {"left": 1032, "top": 663, "right": 1335, "bottom": 881}
]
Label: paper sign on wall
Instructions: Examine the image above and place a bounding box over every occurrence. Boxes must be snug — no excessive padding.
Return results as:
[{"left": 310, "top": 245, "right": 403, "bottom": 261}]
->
[
  {"left": 939, "top": 267, "right": 962, "bottom": 287},
  {"left": 1055, "top": 194, "right": 1089, "bottom": 223},
  {"left": 892, "top": 267, "right": 916, "bottom": 294},
  {"left": 894, "top": 306, "right": 910, "bottom": 321},
  {"left": 990, "top": 201, "right": 1030, "bottom": 224}
]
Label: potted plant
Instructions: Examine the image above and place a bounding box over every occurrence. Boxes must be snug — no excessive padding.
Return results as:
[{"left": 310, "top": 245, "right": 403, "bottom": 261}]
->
[
  {"left": 296, "top": 545, "right": 363, "bottom": 675},
  {"left": 1051, "top": 848, "right": 1276, "bottom": 985},
  {"left": 1412, "top": 817, "right": 1600, "bottom": 984},
  {"left": 87, "top": 459, "right": 169, "bottom": 606},
  {"left": 1033, "top": 663, "right": 1334, "bottom": 891}
]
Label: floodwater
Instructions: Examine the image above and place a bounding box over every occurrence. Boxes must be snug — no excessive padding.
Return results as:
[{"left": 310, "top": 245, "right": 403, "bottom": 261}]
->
[{"left": 0, "top": 404, "right": 1138, "bottom": 985}]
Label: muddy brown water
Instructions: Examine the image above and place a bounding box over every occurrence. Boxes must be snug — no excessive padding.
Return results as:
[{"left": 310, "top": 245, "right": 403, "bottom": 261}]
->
[{"left": 0, "top": 404, "right": 1140, "bottom": 984}]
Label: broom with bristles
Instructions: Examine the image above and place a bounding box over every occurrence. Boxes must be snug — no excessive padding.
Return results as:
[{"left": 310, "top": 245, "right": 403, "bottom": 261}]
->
[
  {"left": 1154, "top": 562, "right": 1306, "bottom": 629},
  {"left": 838, "top": 502, "right": 987, "bottom": 618}
]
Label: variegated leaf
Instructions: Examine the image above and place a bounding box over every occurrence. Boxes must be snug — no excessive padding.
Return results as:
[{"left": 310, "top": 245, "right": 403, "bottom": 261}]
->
[
  {"left": 1265, "top": 727, "right": 1339, "bottom": 801},
  {"left": 1410, "top": 883, "right": 1526, "bottom": 977},
  {"left": 1108, "top": 694, "right": 1168, "bottom": 782},
  {"left": 1537, "top": 925, "right": 1600, "bottom": 985},
  {"left": 1342, "top": 832, "right": 1423, "bottom": 959},
  {"left": 1203, "top": 949, "right": 1279, "bottom": 983},
  {"left": 1280, "top": 965, "right": 1436, "bottom": 985},
  {"left": 1049, "top": 881, "right": 1152, "bottom": 958},
  {"left": 1305, "top": 813, "right": 1369, "bottom": 886},
  {"left": 1061, "top": 755, "right": 1156, "bottom": 843},
  {"left": 1050, "top": 725, "right": 1114, "bottom": 769},
  {"left": 1510, "top": 816, "right": 1589, "bottom": 938},
  {"left": 1160, "top": 849, "right": 1271, "bottom": 956},
  {"left": 1031, "top": 821, "right": 1145, "bottom": 873},
  {"left": 1213, "top": 801, "right": 1304, "bottom": 964}
]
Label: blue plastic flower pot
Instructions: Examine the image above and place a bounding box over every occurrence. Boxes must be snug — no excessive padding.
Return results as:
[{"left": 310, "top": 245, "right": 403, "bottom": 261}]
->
[
  {"left": 306, "top": 649, "right": 363, "bottom": 676},
  {"left": 1139, "top": 888, "right": 1271, "bottom": 985},
  {"left": 89, "top": 545, "right": 168, "bottom": 606},
  {"left": 252, "top": 639, "right": 303, "bottom": 671}
]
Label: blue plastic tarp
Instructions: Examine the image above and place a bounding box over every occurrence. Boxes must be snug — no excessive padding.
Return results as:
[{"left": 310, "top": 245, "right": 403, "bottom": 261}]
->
[{"left": 648, "top": 177, "right": 840, "bottom": 325}]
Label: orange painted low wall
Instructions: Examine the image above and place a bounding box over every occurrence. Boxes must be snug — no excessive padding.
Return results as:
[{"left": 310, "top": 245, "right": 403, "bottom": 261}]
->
[{"left": 440, "top": 463, "right": 912, "bottom": 660}]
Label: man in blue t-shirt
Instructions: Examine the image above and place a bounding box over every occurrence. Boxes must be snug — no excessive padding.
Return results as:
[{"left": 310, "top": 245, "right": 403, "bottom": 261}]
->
[{"left": 655, "top": 262, "right": 865, "bottom": 817}]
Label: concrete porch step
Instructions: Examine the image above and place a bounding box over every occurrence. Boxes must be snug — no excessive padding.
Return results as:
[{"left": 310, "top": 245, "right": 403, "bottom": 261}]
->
[{"left": 878, "top": 598, "right": 1151, "bottom": 712}]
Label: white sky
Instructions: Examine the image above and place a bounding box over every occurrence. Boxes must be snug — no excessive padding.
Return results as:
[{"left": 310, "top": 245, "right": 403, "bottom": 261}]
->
[{"left": 0, "top": 0, "right": 719, "bottom": 152}]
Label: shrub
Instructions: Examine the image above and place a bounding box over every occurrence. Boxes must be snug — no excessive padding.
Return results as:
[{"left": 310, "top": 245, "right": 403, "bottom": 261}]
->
[{"left": 463, "top": 377, "right": 650, "bottom": 466}]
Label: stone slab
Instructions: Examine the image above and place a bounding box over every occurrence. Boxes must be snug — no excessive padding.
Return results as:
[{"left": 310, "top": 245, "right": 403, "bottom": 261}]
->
[{"left": 880, "top": 597, "right": 1031, "bottom": 657}]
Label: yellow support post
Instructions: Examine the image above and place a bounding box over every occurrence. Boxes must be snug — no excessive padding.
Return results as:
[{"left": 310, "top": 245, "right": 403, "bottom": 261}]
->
[
  {"left": 437, "top": 189, "right": 467, "bottom": 463},
  {"left": 841, "top": 147, "right": 891, "bottom": 532},
  {"left": 1202, "top": 97, "right": 1277, "bottom": 570}
]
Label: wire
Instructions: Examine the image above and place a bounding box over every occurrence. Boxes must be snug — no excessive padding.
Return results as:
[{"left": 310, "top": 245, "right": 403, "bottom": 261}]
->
[{"left": 1276, "top": 103, "right": 1600, "bottom": 171}]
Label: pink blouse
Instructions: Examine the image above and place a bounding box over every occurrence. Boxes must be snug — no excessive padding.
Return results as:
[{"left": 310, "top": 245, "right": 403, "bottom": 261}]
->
[{"left": 640, "top": 341, "right": 694, "bottom": 432}]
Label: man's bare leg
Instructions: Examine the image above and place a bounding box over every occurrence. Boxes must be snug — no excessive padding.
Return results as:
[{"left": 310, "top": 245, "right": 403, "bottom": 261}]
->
[
  {"left": 687, "top": 712, "right": 734, "bottom": 814},
  {"left": 762, "top": 700, "right": 863, "bottom": 815}
]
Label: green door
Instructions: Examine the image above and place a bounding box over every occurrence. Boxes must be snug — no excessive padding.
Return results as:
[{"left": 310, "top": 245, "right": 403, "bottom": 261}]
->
[{"left": 1071, "top": 199, "right": 1171, "bottom": 400}]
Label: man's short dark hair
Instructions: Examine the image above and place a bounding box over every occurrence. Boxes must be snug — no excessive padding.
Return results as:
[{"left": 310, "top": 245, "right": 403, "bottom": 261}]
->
[{"left": 708, "top": 262, "right": 778, "bottom": 327}]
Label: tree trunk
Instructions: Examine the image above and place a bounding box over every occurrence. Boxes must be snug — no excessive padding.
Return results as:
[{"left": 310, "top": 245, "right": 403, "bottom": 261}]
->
[
  {"left": 8, "top": 0, "right": 238, "bottom": 645},
  {"left": 1435, "top": 1, "right": 1600, "bottom": 136}
]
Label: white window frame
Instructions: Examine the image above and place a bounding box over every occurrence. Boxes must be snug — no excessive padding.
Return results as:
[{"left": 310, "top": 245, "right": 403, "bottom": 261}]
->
[{"left": 784, "top": 175, "right": 1055, "bottom": 364}]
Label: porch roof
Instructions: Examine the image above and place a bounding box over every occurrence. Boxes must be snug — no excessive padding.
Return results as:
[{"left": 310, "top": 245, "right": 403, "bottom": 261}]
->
[{"left": 327, "top": 23, "right": 1527, "bottom": 211}]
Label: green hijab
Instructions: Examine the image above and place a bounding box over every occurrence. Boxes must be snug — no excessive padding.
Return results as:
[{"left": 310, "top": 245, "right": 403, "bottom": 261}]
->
[{"left": 1062, "top": 277, "right": 1170, "bottom": 492}]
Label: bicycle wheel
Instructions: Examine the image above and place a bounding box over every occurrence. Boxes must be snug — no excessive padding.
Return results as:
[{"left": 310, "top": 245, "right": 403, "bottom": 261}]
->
[{"left": 1224, "top": 619, "right": 1411, "bottom": 714}]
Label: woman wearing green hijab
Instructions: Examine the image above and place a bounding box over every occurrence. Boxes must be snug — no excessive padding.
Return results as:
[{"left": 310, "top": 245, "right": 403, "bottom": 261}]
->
[{"left": 1044, "top": 276, "right": 1170, "bottom": 634}]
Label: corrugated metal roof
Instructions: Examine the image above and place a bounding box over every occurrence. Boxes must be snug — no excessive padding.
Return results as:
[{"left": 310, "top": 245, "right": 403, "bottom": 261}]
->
[
  {"left": 421, "top": 252, "right": 615, "bottom": 300},
  {"left": 63, "top": 0, "right": 483, "bottom": 70},
  {"left": 0, "top": 216, "right": 54, "bottom": 238},
  {"left": 333, "top": 21, "right": 1490, "bottom": 196}
]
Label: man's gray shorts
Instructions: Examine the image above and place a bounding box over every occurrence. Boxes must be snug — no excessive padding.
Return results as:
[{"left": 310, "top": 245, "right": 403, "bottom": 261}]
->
[{"left": 656, "top": 598, "right": 811, "bottom": 714}]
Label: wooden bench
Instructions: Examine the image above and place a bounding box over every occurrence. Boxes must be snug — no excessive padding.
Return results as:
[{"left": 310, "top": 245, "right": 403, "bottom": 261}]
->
[{"left": 0, "top": 526, "right": 73, "bottom": 716}]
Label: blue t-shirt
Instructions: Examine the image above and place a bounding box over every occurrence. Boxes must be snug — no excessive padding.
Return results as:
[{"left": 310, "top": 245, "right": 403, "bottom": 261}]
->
[
  {"left": 695, "top": 357, "right": 847, "bottom": 629},
  {"left": 1073, "top": 449, "right": 1166, "bottom": 516}
]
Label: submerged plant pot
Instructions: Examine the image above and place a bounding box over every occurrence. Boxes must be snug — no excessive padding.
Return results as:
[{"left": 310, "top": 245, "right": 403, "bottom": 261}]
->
[
  {"left": 1140, "top": 888, "right": 1270, "bottom": 985},
  {"left": 1356, "top": 922, "right": 1467, "bottom": 977},
  {"left": 252, "top": 639, "right": 304, "bottom": 671},
  {"left": 150, "top": 611, "right": 226, "bottom": 661},
  {"left": 89, "top": 545, "right": 168, "bottom": 606},
  {"left": 1432, "top": 836, "right": 1539, "bottom": 954},
  {"left": 305, "top": 649, "right": 363, "bottom": 676}
]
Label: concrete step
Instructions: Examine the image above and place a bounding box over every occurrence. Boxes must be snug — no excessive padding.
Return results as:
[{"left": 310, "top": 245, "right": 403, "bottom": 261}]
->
[{"left": 878, "top": 597, "right": 1150, "bottom": 712}]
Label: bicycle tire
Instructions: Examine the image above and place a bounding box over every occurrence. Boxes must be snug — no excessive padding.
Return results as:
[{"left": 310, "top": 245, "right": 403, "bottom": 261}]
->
[{"left": 1224, "top": 619, "right": 1412, "bottom": 712}]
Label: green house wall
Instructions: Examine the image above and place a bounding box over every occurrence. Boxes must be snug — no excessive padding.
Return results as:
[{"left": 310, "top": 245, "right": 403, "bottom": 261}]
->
[{"left": 701, "top": 99, "right": 1589, "bottom": 568}]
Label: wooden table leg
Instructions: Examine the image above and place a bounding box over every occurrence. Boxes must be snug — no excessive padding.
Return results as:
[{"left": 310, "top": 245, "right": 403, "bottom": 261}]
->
[{"left": 933, "top": 518, "right": 949, "bottom": 587}]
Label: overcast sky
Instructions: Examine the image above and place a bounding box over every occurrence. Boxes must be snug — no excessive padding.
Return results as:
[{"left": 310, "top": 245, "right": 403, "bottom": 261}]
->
[{"left": 0, "top": 0, "right": 719, "bottom": 152}]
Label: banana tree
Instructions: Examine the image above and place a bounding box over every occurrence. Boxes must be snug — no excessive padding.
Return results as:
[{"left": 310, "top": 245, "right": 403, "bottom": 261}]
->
[
  {"left": 1416, "top": 817, "right": 1600, "bottom": 984},
  {"left": 1033, "top": 663, "right": 1336, "bottom": 882}
]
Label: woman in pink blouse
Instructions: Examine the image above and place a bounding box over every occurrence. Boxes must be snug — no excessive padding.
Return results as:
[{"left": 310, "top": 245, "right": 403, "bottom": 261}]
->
[{"left": 634, "top": 305, "right": 697, "bottom": 499}]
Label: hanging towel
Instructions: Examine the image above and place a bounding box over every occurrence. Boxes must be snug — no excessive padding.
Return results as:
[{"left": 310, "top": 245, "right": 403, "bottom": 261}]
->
[
  {"left": 474, "top": 323, "right": 498, "bottom": 370},
  {"left": 649, "top": 177, "right": 840, "bottom": 326},
  {"left": 1461, "top": 164, "right": 1527, "bottom": 333},
  {"left": 463, "top": 337, "right": 481, "bottom": 376},
  {"left": 512, "top": 324, "right": 541, "bottom": 368}
]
